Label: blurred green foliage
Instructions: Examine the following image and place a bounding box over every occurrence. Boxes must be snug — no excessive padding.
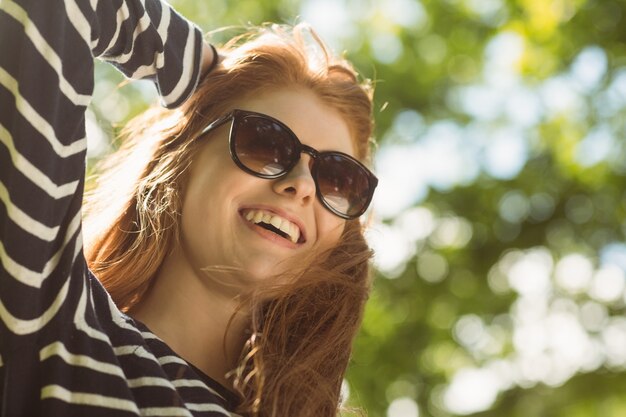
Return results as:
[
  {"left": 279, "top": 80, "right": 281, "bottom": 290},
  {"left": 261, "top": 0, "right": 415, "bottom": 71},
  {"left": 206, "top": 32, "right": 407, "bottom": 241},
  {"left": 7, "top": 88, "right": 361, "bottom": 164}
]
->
[{"left": 89, "top": 0, "right": 626, "bottom": 416}]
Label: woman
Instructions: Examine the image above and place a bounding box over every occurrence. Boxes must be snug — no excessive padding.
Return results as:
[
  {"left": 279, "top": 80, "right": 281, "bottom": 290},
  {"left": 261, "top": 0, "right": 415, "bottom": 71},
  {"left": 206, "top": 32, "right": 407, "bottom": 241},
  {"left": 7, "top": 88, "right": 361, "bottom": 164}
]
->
[{"left": 0, "top": 0, "right": 377, "bottom": 416}]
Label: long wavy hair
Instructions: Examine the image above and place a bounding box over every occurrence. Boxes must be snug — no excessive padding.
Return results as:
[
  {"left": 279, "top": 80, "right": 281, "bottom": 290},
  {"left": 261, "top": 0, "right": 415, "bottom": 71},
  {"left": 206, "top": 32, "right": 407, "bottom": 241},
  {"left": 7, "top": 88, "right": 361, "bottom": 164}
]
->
[{"left": 84, "top": 23, "right": 376, "bottom": 417}]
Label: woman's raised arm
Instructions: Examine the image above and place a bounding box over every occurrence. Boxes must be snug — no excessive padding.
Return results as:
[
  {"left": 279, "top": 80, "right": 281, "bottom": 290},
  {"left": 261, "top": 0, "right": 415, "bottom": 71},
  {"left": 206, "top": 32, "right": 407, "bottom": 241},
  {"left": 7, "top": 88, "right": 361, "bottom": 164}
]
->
[{"left": 0, "top": 0, "right": 210, "bottom": 413}]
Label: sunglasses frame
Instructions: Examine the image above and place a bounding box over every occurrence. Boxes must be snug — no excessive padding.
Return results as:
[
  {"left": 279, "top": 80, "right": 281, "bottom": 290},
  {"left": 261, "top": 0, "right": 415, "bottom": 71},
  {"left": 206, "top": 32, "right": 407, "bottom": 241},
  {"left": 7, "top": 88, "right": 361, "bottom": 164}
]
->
[{"left": 199, "top": 109, "right": 378, "bottom": 220}]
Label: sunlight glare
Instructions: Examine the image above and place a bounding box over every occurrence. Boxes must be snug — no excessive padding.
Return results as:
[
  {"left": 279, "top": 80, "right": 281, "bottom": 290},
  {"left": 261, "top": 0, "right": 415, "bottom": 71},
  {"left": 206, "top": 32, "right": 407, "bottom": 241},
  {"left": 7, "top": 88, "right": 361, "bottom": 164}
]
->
[
  {"left": 387, "top": 397, "right": 419, "bottom": 417},
  {"left": 443, "top": 368, "right": 500, "bottom": 414},
  {"left": 554, "top": 253, "right": 593, "bottom": 294}
]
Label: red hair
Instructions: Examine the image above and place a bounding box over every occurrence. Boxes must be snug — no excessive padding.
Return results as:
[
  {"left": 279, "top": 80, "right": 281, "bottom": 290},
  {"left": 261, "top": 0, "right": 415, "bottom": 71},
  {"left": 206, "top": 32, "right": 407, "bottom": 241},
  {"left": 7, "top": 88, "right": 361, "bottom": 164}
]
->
[{"left": 84, "top": 23, "right": 375, "bottom": 417}]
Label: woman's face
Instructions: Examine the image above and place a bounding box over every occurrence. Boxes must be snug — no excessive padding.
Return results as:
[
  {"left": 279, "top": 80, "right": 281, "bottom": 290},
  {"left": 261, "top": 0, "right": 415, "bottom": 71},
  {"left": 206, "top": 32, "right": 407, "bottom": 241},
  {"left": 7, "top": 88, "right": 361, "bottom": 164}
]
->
[{"left": 177, "top": 87, "right": 355, "bottom": 290}]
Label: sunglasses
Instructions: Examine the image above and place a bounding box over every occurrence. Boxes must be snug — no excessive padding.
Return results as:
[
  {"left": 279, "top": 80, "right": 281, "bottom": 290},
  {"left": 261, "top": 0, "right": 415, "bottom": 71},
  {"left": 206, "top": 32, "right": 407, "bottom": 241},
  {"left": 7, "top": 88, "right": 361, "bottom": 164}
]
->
[{"left": 199, "top": 109, "right": 378, "bottom": 219}]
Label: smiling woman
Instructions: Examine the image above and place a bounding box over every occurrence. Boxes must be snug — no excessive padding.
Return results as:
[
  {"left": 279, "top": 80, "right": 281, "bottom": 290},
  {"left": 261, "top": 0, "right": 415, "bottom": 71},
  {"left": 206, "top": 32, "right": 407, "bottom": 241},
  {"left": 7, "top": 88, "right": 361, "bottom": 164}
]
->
[
  {"left": 78, "top": 11, "right": 373, "bottom": 417},
  {"left": 0, "top": 0, "right": 377, "bottom": 415}
]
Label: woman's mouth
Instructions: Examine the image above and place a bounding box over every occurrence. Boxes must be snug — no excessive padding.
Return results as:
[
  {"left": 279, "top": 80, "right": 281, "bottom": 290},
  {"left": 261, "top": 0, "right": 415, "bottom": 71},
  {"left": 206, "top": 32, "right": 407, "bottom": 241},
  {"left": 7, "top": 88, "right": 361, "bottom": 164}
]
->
[{"left": 241, "top": 208, "right": 305, "bottom": 244}]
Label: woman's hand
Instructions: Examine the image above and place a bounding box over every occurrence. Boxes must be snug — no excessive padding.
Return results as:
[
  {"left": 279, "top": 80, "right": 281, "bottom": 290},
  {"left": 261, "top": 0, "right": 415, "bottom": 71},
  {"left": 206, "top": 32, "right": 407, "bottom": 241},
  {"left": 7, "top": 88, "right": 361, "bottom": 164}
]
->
[{"left": 201, "top": 42, "right": 219, "bottom": 76}]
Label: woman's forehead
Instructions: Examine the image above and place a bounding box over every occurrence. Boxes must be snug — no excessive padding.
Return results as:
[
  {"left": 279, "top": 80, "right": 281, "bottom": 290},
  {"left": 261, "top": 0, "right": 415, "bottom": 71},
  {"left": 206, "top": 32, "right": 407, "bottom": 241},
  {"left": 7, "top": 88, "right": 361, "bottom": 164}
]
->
[{"left": 231, "top": 87, "right": 356, "bottom": 157}]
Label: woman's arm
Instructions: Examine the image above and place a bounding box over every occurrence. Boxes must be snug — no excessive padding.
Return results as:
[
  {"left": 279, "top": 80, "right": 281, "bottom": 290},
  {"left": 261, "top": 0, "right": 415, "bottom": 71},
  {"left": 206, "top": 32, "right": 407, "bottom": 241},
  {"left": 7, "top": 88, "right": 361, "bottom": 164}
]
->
[{"left": 0, "top": 0, "right": 209, "bottom": 358}]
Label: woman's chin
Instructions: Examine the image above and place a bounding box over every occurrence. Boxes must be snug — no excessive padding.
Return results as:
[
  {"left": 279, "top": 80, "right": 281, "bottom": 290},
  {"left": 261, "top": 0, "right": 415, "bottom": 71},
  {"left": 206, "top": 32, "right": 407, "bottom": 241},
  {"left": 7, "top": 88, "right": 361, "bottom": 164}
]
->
[{"left": 242, "top": 258, "right": 296, "bottom": 288}]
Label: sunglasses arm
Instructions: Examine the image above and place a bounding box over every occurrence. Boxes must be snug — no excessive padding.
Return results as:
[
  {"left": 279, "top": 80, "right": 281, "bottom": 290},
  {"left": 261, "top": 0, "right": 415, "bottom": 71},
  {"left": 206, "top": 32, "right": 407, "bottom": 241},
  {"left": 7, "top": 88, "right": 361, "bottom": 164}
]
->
[{"left": 198, "top": 112, "right": 233, "bottom": 138}]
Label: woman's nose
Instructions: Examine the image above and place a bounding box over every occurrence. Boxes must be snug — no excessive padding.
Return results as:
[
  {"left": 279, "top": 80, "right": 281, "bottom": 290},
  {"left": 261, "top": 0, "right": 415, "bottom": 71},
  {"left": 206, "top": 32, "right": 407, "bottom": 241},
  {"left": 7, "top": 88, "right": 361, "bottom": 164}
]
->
[{"left": 272, "top": 155, "right": 316, "bottom": 206}]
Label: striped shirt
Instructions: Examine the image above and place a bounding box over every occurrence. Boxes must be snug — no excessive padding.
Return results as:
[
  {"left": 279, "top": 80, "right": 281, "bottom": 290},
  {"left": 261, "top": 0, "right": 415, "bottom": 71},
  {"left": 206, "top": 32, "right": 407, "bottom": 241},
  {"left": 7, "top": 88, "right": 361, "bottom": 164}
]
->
[{"left": 0, "top": 0, "right": 240, "bottom": 415}]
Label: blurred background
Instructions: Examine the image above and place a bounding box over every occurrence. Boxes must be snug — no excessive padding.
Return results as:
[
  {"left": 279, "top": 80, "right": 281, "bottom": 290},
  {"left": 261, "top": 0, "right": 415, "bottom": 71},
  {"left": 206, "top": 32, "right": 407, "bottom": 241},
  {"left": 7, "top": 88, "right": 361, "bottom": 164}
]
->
[{"left": 87, "top": 0, "right": 626, "bottom": 416}]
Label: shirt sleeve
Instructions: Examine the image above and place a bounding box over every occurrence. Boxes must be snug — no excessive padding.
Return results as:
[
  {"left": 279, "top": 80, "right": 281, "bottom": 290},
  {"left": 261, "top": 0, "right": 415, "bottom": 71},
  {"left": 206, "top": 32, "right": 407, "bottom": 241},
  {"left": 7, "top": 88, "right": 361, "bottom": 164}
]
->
[
  {"left": 0, "top": 0, "right": 203, "bottom": 359},
  {"left": 89, "top": 0, "right": 204, "bottom": 108}
]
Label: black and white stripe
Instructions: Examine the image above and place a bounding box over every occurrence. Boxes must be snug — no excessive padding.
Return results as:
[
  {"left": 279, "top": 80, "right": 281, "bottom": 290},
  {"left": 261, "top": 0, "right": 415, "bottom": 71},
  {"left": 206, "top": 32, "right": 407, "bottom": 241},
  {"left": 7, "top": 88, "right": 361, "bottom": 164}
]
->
[{"left": 0, "top": 0, "right": 238, "bottom": 415}]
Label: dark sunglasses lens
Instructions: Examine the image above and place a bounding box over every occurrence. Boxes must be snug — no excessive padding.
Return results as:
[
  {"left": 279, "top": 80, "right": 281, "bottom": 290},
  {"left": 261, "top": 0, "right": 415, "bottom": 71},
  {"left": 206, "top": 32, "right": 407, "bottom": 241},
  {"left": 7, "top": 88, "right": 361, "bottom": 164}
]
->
[
  {"left": 317, "top": 154, "right": 372, "bottom": 217},
  {"left": 234, "top": 116, "right": 297, "bottom": 176}
]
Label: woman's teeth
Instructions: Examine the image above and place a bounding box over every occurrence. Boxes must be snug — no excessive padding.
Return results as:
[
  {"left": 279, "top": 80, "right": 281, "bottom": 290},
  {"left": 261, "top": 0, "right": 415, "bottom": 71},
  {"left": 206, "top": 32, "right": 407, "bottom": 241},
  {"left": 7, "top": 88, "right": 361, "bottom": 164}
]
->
[{"left": 244, "top": 209, "right": 301, "bottom": 244}]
